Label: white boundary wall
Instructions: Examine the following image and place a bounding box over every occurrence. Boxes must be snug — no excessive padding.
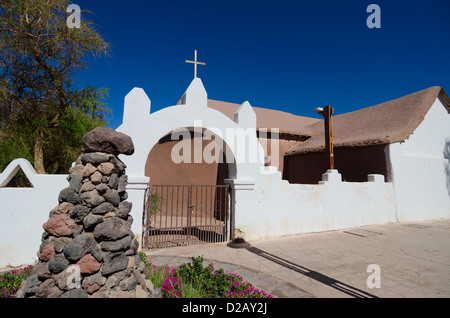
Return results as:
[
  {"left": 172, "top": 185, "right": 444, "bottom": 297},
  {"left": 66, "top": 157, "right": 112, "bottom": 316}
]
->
[
  {"left": 0, "top": 159, "right": 68, "bottom": 268},
  {"left": 227, "top": 170, "right": 396, "bottom": 241}
]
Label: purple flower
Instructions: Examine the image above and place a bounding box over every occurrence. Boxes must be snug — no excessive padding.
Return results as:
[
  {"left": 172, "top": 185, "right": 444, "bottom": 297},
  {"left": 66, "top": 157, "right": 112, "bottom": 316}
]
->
[{"left": 161, "top": 275, "right": 184, "bottom": 298}]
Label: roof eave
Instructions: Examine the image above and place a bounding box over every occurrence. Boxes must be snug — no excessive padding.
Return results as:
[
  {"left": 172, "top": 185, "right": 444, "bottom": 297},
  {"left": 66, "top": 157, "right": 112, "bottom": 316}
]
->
[{"left": 438, "top": 88, "right": 450, "bottom": 110}]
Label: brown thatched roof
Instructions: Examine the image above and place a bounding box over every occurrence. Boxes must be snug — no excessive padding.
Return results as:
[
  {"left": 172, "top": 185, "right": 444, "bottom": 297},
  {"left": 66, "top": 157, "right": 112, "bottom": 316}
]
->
[
  {"left": 207, "top": 99, "right": 320, "bottom": 140},
  {"left": 192, "top": 86, "right": 449, "bottom": 154},
  {"left": 286, "top": 86, "right": 450, "bottom": 155}
]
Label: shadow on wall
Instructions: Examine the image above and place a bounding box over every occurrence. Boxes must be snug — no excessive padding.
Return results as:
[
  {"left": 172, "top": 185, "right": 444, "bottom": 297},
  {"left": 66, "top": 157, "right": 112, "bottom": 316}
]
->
[{"left": 444, "top": 139, "right": 450, "bottom": 197}]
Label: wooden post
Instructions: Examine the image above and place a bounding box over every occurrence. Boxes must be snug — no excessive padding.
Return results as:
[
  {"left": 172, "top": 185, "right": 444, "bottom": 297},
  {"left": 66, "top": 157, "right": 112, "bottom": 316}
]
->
[
  {"left": 315, "top": 105, "right": 335, "bottom": 170},
  {"left": 323, "top": 105, "right": 334, "bottom": 170}
]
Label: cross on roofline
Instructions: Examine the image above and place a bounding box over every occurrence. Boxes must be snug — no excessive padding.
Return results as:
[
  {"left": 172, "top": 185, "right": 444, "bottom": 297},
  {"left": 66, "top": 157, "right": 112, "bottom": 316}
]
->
[{"left": 185, "top": 50, "right": 206, "bottom": 79}]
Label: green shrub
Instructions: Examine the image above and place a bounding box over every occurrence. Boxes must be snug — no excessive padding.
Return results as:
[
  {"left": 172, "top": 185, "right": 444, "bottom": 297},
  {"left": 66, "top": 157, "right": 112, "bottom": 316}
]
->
[{"left": 140, "top": 253, "right": 272, "bottom": 299}]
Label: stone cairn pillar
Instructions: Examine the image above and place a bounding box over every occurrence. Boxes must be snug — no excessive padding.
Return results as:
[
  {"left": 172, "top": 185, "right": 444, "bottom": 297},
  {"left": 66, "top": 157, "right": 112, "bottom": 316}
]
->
[{"left": 17, "top": 127, "right": 159, "bottom": 298}]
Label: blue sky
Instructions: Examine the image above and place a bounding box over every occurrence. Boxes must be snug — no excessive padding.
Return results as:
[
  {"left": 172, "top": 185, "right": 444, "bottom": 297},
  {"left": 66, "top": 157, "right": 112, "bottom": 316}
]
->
[{"left": 74, "top": 0, "right": 450, "bottom": 129}]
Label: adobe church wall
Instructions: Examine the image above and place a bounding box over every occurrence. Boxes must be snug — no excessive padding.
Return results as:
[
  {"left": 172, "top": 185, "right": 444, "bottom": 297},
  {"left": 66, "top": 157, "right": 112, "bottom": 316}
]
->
[
  {"left": 282, "top": 145, "right": 388, "bottom": 184},
  {"left": 144, "top": 136, "right": 227, "bottom": 186},
  {"left": 258, "top": 137, "right": 298, "bottom": 173},
  {"left": 145, "top": 133, "right": 294, "bottom": 187},
  {"left": 144, "top": 138, "right": 296, "bottom": 188}
]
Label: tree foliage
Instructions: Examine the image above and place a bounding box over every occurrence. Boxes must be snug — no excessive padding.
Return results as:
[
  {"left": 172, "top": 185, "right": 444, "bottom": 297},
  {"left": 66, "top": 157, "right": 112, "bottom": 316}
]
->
[{"left": 0, "top": 0, "right": 110, "bottom": 174}]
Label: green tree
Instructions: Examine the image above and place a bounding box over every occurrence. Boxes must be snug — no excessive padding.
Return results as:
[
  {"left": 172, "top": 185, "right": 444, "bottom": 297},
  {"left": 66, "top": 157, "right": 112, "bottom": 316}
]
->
[{"left": 0, "top": 0, "right": 110, "bottom": 174}]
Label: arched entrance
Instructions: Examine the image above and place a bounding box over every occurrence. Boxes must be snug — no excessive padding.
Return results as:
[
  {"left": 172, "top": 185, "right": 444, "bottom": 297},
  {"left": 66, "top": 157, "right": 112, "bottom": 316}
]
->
[
  {"left": 143, "top": 127, "right": 236, "bottom": 249},
  {"left": 145, "top": 130, "right": 229, "bottom": 187},
  {"left": 116, "top": 78, "right": 264, "bottom": 248}
]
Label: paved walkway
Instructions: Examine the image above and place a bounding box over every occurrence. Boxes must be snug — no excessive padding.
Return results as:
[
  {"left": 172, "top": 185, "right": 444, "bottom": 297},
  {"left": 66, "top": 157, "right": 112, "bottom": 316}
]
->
[{"left": 144, "top": 219, "right": 450, "bottom": 298}]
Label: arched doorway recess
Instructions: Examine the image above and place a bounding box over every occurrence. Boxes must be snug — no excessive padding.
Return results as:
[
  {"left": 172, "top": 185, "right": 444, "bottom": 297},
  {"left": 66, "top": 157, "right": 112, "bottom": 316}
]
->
[{"left": 143, "top": 126, "right": 236, "bottom": 249}]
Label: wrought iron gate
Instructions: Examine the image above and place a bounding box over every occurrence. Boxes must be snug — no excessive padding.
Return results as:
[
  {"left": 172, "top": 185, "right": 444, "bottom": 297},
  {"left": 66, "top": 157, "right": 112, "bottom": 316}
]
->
[{"left": 142, "top": 185, "right": 231, "bottom": 249}]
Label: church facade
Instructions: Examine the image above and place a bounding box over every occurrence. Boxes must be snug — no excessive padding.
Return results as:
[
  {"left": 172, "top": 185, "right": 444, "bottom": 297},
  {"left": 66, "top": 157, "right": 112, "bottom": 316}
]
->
[{"left": 116, "top": 78, "right": 450, "bottom": 243}]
